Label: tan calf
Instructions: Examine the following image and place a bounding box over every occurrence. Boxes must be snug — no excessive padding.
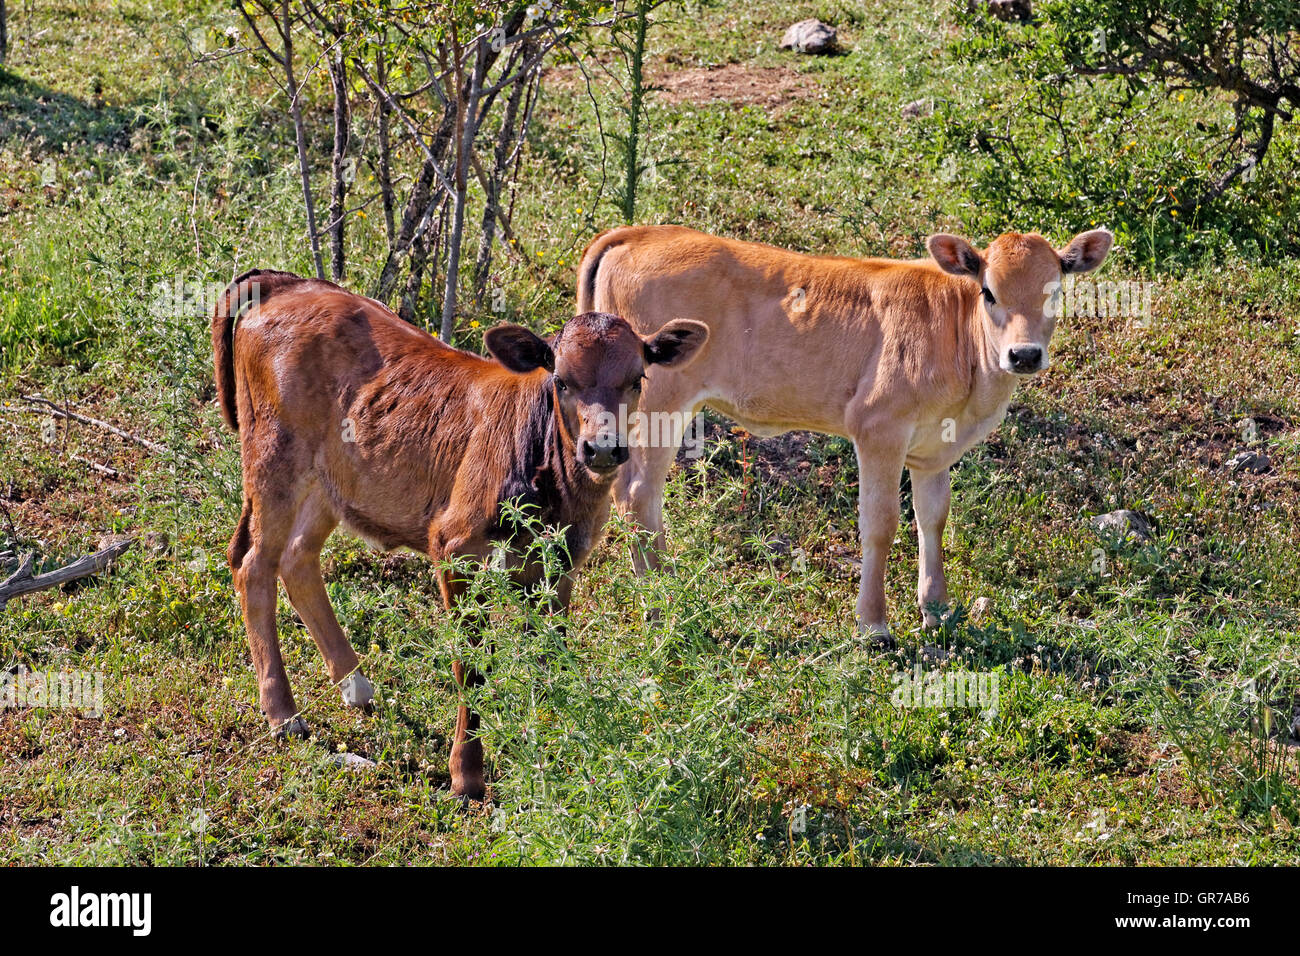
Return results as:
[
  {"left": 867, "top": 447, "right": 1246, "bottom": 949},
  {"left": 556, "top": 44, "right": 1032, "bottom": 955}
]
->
[{"left": 577, "top": 225, "right": 1112, "bottom": 642}]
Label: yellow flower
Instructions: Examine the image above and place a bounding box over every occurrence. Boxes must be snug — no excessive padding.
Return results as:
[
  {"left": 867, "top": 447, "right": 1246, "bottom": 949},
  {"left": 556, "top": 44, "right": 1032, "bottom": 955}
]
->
[{"left": 470, "top": 320, "right": 480, "bottom": 329}]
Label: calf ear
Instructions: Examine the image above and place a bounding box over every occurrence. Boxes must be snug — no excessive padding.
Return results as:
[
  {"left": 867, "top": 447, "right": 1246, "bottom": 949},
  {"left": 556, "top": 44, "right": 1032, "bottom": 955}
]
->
[
  {"left": 928, "top": 234, "right": 984, "bottom": 278},
  {"left": 484, "top": 323, "right": 555, "bottom": 373},
  {"left": 1058, "top": 228, "right": 1113, "bottom": 274},
  {"left": 643, "top": 319, "right": 710, "bottom": 369}
]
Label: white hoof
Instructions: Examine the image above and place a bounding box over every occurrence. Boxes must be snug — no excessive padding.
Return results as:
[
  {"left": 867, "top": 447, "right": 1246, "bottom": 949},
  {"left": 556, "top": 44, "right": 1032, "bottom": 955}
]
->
[
  {"left": 273, "top": 716, "right": 309, "bottom": 740},
  {"left": 340, "top": 671, "right": 375, "bottom": 709}
]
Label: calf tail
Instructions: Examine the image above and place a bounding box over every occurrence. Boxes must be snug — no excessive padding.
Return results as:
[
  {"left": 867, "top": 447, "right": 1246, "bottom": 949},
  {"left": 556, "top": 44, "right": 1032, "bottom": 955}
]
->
[
  {"left": 211, "top": 269, "right": 305, "bottom": 432},
  {"left": 576, "top": 228, "right": 631, "bottom": 314}
]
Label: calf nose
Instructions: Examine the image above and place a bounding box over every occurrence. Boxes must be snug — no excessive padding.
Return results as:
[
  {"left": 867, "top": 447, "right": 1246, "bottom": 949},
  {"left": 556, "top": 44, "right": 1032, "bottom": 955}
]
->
[
  {"left": 1007, "top": 345, "right": 1043, "bottom": 373},
  {"left": 580, "top": 437, "right": 628, "bottom": 470}
]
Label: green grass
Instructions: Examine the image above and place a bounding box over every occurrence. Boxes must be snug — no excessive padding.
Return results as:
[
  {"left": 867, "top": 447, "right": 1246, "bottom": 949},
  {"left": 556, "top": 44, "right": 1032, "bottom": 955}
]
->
[{"left": 1, "top": 0, "right": 1297, "bottom": 865}]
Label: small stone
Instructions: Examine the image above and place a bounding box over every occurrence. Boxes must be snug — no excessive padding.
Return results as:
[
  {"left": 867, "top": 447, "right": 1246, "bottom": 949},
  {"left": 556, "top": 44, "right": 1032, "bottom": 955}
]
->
[
  {"left": 779, "top": 19, "right": 837, "bottom": 55},
  {"left": 1091, "top": 510, "right": 1152, "bottom": 542},
  {"left": 1228, "top": 451, "right": 1271, "bottom": 475},
  {"left": 919, "top": 644, "right": 954, "bottom": 663},
  {"left": 329, "top": 752, "right": 377, "bottom": 771},
  {"left": 969, "top": 596, "right": 993, "bottom": 624},
  {"left": 901, "top": 98, "right": 932, "bottom": 118}
]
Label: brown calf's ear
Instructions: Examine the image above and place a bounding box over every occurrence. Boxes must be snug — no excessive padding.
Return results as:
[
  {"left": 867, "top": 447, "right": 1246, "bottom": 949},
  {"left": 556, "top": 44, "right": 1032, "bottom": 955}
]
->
[
  {"left": 928, "top": 234, "right": 984, "bottom": 278},
  {"left": 484, "top": 323, "right": 555, "bottom": 373},
  {"left": 644, "top": 318, "right": 710, "bottom": 369},
  {"left": 1058, "top": 228, "right": 1113, "bottom": 274}
]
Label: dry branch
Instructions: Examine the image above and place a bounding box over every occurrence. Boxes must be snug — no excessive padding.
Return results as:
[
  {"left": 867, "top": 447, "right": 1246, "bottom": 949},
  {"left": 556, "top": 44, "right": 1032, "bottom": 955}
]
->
[
  {"left": 0, "top": 538, "right": 134, "bottom": 610},
  {"left": 19, "top": 395, "right": 167, "bottom": 455}
]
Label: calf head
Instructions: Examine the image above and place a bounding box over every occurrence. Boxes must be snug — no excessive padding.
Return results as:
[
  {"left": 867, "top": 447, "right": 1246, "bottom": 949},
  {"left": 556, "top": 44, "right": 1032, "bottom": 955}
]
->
[
  {"left": 929, "top": 229, "right": 1112, "bottom": 375},
  {"left": 486, "top": 311, "right": 709, "bottom": 477}
]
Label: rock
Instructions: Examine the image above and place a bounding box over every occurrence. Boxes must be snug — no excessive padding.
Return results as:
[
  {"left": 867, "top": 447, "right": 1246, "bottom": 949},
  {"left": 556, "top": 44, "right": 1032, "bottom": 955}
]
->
[
  {"left": 1228, "top": 451, "right": 1271, "bottom": 475},
  {"left": 919, "top": 644, "right": 954, "bottom": 663},
  {"left": 779, "top": 19, "right": 837, "bottom": 54},
  {"left": 329, "top": 752, "right": 377, "bottom": 771},
  {"left": 901, "top": 98, "right": 932, "bottom": 118},
  {"left": 969, "top": 596, "right": 993, "bottom": 624},
  {"left": 1091, "top": 510, "right": 1152, "bottom": 542}
]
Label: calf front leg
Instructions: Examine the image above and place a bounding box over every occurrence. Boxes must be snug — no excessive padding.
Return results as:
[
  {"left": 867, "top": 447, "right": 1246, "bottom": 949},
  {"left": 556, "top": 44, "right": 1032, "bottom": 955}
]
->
[
  {"left": 853, "top": 440, "right": 905, "bottom": 647},
  {"left": 438, "top": 564, "right": 488, "bottom": 802},
  {"left": 910, "top": 467, "right": 951, "bottom": 628},
  {"left": 614, "top": 440, "right": 678, "bottom": 575}
]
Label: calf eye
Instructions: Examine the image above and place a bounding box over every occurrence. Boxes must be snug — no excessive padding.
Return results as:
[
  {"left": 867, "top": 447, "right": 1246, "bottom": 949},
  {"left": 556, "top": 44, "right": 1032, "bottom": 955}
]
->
[
  {"left": 630, "top": 379, "right": 643, "bottom": 393},
  {"left": 982, "top": 287, "right": 997, "bottom": 306},
  {"left": 554, "top": 376, "right": 567, "bottom": 392}
]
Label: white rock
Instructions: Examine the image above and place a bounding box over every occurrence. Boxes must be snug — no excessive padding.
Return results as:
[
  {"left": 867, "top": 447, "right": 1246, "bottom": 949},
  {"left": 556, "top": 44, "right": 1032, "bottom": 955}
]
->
[{"left": 779, "top": 19, "right": 837, "bottom": 54}]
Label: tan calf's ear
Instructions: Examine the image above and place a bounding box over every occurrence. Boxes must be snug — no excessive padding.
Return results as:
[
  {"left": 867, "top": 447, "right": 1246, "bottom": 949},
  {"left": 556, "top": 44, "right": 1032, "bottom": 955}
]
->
[
  {"left": 643, "top": 318, "right": 709, "bottom": 369},
  {"left": 1059, "top": 228, "right": 1113, "bottom": 274},
  {"left": 928, "top": 234, "right": 984, "bottom": 278},
  {"left": 485, "top": 323, "right": 555, "bottom": 373}
]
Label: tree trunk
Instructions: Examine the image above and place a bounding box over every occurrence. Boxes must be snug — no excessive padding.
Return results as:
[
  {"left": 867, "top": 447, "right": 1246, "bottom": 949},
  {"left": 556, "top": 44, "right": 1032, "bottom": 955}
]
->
[
  {"left": 281, "top": 1, "right": 325, "bottom": 280},
  {"left": 327, "top": 47, "right": 351, "bottom": 281},
  {"left": 474, "top": 39, "right": 534, "bottom": 306},
  {"left": 439, "top": 39, "right": 487, "bottom": 343}
]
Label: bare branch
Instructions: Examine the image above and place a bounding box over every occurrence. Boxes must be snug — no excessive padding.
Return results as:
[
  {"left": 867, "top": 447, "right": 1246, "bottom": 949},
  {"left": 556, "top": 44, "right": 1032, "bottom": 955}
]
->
[{"left": 0, "top": 538, "right": 134, "bottom": 611}]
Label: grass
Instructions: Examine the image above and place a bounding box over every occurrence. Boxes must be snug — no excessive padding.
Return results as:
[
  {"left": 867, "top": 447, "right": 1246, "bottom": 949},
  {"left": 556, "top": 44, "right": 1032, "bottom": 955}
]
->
[{"left": 0, "top": 0, "right": 1297, "bottom": 865}]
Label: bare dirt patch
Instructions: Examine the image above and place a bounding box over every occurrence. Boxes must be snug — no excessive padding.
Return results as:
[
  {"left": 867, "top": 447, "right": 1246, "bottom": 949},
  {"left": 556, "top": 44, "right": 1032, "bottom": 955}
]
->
[
  {"left": 652, "top": 62, "right": 820, "bottom": 108},
  {"left": 542, "top": 60, "right": 821, "bottom": 111}
]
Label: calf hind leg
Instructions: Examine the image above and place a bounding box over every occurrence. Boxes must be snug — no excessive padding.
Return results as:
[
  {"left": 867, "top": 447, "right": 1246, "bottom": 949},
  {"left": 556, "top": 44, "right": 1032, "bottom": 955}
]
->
[
  {"left": 229, "top": 496, "right": 304, "bottom": 737},
  {"left": 279, "top": 495, "right": 374, "bottom": 711}
]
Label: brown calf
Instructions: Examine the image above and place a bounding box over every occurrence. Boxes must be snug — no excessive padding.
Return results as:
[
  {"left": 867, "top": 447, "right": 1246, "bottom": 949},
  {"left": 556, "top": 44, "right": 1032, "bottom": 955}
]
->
[
  {"left": 578, "top": 225, "right": 1111, "bottom": 643},
  {"left": 212, "top": 270, "right": 707, "bottom": 798}
]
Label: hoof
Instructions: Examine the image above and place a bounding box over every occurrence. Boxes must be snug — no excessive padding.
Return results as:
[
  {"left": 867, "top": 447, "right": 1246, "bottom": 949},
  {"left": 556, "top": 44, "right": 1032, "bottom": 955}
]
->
[
  {"left": 860, "top": 624, "right": 896, "bottom": 650},
  {"left": 921, "top": 603, "right": 952, "bottom": 630},
  {"left": 451, "top": 777, "right": 487, "bottom": 805},
  {"left": 340, "top": 671, "right": 375, "bottom": 710},
  {"left": 272, "top": 716, "right": 309, "bottom": 740}
]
